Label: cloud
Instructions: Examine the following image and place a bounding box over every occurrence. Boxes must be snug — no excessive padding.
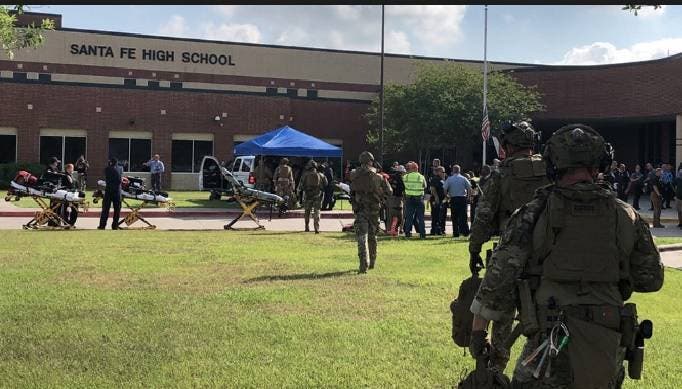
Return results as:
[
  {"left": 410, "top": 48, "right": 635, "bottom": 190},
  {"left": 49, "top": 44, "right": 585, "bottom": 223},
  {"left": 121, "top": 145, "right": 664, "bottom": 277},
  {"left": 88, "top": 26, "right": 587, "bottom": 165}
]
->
[
  {"left": 386, "top": 30, "right": 411, "bottom": 54},
  {"left": 155, "top": 5, "right": 468, "bottom": 56},
  {"left": 202, "top": 23, "right": 262, "bottom": 44},
  {"left": 386, "top": 5, "right": 467, "bottom": 47},
  {"left": 156, "top": 15, "right": 188, "bottom": 37},
  {"left": 214, "top": 5, "right": 239, "bottom": 17},
  {"left": 555, "top": 38, "right": 682, "bottom": 65}
]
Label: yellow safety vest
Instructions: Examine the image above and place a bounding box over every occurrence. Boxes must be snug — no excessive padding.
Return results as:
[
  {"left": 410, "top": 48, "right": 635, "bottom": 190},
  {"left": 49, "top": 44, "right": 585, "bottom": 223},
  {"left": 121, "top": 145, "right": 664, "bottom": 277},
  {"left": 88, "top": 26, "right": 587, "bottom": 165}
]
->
[{"left": 403, "top": 172, "right": 425, "bottom": 196}]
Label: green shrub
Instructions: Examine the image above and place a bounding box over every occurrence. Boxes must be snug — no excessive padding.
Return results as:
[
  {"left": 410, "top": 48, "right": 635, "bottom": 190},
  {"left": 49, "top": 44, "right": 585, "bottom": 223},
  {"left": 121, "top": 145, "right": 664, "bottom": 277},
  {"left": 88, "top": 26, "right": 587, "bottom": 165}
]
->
[{"left": 0, "top": 163, "right": 45, "bottom": 189}]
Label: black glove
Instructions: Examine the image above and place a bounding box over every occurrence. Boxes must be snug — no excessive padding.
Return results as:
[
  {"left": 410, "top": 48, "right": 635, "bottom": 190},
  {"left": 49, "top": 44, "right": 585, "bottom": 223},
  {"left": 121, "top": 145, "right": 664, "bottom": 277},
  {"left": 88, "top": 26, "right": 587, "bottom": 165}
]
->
[
  {"left": 469, "top": 251, "right": 485, "bottom": 274},
  {"left": 469, "top": 330, "right": 489, "bottom": 360}
]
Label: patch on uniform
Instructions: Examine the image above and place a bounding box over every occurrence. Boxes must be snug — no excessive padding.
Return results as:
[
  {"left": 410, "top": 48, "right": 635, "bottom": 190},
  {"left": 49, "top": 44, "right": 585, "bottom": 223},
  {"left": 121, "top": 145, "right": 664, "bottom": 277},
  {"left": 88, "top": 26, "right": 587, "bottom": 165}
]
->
[{"left": 571, "top": 203, "right": 597, "bottom": 215}]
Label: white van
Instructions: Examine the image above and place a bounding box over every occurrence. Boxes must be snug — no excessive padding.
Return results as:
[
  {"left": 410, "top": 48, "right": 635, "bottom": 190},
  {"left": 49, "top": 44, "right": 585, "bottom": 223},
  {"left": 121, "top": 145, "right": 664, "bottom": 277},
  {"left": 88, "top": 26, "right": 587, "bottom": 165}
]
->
[{"left": 199, "top": 155, "right": 256, "bottom": 200}]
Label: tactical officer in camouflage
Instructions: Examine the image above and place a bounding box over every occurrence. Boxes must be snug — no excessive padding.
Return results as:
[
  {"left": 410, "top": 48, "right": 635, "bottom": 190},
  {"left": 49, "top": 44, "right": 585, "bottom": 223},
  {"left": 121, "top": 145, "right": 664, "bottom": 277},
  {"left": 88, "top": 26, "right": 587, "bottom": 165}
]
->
[
  {"left": 350, "top": 151, "right": 392, "bottom": 273},
  {"left": 468, "top": 124, "right": 664, "bottom": 388},
  {"left": 297, "top": 159, "right": 328, "bottom": 233},
  {"left": 468, "top": 120, "right": 550, "bottom": 371}
]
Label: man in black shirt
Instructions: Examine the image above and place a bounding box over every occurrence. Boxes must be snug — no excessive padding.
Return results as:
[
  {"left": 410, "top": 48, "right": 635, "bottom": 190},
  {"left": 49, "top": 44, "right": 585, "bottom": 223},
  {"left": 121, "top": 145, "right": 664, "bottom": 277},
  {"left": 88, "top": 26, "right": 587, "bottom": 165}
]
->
[
  {"left": 386, "top": 165, "right": 406, "bottom": 235},
  {"left": 321, "top": 162, "right": 335, "bottom": 210},
  {"left": 429, "top": 166, "right": 447, "bottom": 235},
  {"left": 98, "top": 158, "right": 123, "bottom": 230}
]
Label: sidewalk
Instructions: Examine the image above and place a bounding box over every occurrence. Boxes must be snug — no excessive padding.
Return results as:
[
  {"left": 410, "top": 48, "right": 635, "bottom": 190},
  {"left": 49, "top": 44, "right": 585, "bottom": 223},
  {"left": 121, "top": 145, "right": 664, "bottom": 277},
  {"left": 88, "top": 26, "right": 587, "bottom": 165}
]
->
[{"left": 1, "top": 193, "right": 679, "bottom": 223}]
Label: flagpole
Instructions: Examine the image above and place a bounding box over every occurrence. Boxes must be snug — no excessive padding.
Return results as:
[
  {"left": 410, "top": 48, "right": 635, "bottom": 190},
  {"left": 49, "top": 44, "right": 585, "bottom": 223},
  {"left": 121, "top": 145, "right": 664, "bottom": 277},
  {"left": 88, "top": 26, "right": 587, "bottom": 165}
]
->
[
  {"left": 482, "top": 4, "right": 488, "bottom": 166},
  {"left": 379, "top": 4, "right": 385, "bottom": 167}
]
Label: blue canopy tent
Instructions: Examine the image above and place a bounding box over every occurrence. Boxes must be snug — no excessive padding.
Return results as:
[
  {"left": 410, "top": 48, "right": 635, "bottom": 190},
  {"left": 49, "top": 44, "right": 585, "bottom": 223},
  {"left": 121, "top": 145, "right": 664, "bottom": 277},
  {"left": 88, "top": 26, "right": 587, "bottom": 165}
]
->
[{"left": 233, "top": 126, "right": 342, "bottom": 157}]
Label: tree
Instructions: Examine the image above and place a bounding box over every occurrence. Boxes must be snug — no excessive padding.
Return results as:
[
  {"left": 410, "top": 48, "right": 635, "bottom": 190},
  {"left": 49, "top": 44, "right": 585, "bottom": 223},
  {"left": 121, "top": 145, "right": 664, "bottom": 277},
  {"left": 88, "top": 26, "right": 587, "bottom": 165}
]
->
[
  {"left": 1, "top": 5, "right": 55, "bottom": 60},
  {"left": 365, "top": 63, "right": 544, "bottom": 167},
  {"left": 622, "top": 5, "right": 662, "bottom": 16}
]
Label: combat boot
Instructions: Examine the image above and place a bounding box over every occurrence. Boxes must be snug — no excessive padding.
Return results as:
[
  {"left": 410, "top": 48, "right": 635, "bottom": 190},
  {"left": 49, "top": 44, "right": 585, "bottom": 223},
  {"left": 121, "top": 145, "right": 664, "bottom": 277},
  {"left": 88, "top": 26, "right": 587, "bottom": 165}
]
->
[
  {"left": 305, "top": 224, "right": 310, "bottom": 232},
  {"left": 369, "top": 257, "right": 375, "bottom": 270}
]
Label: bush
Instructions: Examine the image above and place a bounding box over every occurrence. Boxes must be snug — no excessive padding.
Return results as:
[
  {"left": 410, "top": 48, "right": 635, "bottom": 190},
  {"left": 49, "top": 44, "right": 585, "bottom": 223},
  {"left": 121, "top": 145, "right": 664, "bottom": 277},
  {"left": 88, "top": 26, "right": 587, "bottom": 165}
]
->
[{"left": 0, "top": 163, "right": 45, "bottom": 189}]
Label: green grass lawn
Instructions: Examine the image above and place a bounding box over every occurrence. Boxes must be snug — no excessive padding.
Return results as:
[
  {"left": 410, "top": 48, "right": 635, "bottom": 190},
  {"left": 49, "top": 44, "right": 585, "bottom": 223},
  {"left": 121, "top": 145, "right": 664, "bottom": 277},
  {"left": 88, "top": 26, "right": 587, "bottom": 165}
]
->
[
  {"left": 0, "top": 231, "right": 679, "bottom": 388},
  {"left": 654, "top": 236, "right": 682, "bottom": 246}
]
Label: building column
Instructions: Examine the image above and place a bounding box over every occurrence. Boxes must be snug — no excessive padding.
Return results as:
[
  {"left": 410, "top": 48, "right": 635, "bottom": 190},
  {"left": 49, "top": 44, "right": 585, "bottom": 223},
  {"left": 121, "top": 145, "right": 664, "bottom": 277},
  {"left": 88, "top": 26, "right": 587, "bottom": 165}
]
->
[{"left": 677, "top": 114, "right": 682, "bottom": 169}]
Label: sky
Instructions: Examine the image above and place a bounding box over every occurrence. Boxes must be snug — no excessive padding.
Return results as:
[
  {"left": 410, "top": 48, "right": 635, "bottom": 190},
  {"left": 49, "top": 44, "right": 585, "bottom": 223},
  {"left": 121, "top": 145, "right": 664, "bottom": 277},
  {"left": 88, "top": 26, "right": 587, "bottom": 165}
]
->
[{"left": 25, "top": 4, "right": 682, "bottom": 65}]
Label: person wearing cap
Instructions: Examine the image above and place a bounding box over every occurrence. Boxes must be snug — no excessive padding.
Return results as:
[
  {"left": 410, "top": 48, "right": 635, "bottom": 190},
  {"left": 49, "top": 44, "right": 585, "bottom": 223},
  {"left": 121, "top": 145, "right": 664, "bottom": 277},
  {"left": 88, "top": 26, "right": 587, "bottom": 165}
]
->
[
  {"left": 274, "top": 157, "right": 295, "bottom": 208},
  {"left": 98, "top": 158, "right": 123, "bottom": 230},
  {"left": 402, "top": 161, "right": 427, "bottom": 239}
]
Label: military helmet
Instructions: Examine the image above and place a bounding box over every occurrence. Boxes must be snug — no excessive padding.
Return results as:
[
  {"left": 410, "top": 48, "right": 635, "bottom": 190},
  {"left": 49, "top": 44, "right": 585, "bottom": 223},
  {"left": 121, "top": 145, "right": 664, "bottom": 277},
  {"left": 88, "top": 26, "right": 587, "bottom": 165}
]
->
[
  {"left": 306, "top": 159, "right": 317, "bottom": 169},
  {"left": 358, "top": 151, "right": 375, "bottom": 164},
  {"left": 543, "top": 123, "right": 614, "bottom": 172},
  {"left": 280, "top": 157, "right": 289, "bottom": 165},
  {"left": 499, "top": 120, "right": 537, "bottom": 148}
]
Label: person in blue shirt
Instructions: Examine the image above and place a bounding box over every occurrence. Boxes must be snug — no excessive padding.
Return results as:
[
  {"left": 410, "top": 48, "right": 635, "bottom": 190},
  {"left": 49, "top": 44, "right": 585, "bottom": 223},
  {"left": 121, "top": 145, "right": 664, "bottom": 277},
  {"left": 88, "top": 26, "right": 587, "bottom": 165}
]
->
[
  {"left": 144, "top": 154, "right": 165, "bottom": 192},
  {"left": 661, "top": 163, "right": 674, "bottom": 209},
  {"left": 443, "top": 164, "right": 472, "bottom": 238}
]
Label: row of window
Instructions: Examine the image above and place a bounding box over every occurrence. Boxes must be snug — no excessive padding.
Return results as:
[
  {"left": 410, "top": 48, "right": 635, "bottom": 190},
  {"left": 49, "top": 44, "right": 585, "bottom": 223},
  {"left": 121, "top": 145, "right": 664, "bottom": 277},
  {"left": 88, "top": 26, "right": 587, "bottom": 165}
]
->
[{"left": 0, "top": 135, "right": 213, "bottom": 173}]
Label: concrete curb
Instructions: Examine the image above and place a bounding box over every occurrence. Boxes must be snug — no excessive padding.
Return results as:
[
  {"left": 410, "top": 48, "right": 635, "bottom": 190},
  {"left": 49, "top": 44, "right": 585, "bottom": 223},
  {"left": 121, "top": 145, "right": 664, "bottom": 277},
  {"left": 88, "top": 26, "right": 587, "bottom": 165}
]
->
[{"left": 658, "top": 244, "right": 682, "bottom": 252}]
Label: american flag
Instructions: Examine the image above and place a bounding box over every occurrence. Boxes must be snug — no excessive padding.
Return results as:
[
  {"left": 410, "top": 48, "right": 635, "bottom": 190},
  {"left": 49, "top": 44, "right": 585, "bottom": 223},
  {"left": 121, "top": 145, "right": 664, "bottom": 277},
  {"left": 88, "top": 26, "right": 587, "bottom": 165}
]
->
[{"left": 481, "top": 107, "right": 490, "bottom": 142}]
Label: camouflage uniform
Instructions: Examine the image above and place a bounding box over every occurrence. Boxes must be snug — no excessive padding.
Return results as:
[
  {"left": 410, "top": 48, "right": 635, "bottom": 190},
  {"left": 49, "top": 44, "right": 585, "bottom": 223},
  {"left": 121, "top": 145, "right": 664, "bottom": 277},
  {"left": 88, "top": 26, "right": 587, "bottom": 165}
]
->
[
  {"left": 297, "top": 161, "right": 328, "bottom": 233},
  {"left": 468, "top": 122, "right": 550, "bottom": 371},
  {"left": 350, "top": 152, "right": 392, "bottom": 273},
  {"left": 273, "top": 159, "right": 294, "bottom": 206},
  {"left": 470, "top": 124, "right": 664, "bottom": 388}
]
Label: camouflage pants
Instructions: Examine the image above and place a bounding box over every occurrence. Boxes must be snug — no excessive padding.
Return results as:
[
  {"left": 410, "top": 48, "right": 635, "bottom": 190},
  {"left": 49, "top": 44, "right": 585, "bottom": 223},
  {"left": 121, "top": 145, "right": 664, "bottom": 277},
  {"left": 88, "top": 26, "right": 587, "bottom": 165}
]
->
[
  {"left": 491, "top": 317, "right": 513, "bottom": 371},
  {"left": 304, "top": 194, "right": 322, "bottom": 231},
  {"left": 276, "top": 181, "right": 293, "bottom": 206},
  {"left": 354, "top": 211, "right": 379, "bottom": 271}
]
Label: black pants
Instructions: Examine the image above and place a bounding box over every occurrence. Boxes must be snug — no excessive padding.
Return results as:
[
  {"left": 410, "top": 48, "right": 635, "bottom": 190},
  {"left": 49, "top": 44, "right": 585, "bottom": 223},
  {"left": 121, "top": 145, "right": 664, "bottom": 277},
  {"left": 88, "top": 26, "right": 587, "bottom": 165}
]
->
[
  {"left": 151, "top": 173, "right": 162, "bottom": 192},
  {"left": 63, "top": 204, "right": 78, "bottom": 226},
  {"left": 322, "top": 186, "right": 334, "bottom": 210},
  {"left": 430, "top": 201, "right": 443, "bottom": 234},
  {"left": 632, "top": 188, "right": 641, "bottom": 210},
  {"left": 450, "top": 197, "right": 470, "bottom": 237},
  {"left": 99, "top": 190, "right": 121, "bottom": 229}
]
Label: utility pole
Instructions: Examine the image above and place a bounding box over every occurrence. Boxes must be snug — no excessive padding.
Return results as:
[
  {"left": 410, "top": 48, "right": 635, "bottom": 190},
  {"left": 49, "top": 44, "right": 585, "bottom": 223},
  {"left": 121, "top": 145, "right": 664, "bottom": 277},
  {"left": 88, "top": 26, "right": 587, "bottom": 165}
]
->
[
  {"left": 482, "top": 4, "right": 489, "bottom": 166},
  {"left": 379, "top": 4, "right": 385, "bottom": 167}
]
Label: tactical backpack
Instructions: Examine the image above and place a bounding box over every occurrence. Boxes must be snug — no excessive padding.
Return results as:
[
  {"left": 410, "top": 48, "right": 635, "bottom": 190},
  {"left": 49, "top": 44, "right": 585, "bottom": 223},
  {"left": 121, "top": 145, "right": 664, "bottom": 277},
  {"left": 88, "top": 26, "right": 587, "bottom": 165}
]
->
[
  {"left": 450, "top": 273, "right": 483, "bottom": 347},
  {"left": 303, "top": 171, "right": 322, "bottom": 191},
  {"left": 498, "top": 154, "right": 548, "bottom": 229}
]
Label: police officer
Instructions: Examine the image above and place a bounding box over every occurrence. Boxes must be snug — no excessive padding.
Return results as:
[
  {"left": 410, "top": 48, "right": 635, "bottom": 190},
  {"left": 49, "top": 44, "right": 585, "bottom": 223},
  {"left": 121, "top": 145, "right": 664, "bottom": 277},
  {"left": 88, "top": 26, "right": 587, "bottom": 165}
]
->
[
  {"left": 297, "top": 160, "right": 328, "bottom": 233},
  {"left": 467, "top": 120, "right": 550, "bottom": 371},
  {"left": 98, "top": 158, "right": 123, "bottom": 230},
  {"left": 468, "top": 124, "right": 663, "bottom": 388},
  {"left": 350, "top": 151, "right": 392, "bottom": 273},
  {"left": 273, "top": 158, "right": 295, "bottom": 208}
]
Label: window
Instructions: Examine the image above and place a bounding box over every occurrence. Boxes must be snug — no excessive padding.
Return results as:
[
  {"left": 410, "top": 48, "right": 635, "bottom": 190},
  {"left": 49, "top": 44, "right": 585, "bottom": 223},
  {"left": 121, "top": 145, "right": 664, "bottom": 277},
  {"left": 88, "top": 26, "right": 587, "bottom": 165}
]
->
[
  {"left": 286, "top": 88, "right": 297, "bottom": 97},
  {"left": 0, "top": 134, "right": 16, "bottom": 163},
  {"left": 39, "top": 135, "right": 86, "bottom": 166},
  {"left": 124, "top": 78, "right": 136, "bottom": 86},
  {"left": 108, "top": 137, "right": 151, "bottom": 172},
  {"left": 266, "top": 87, "right": 277, "bottom": 95},
  {"left": 307, "top": 90, "right": 318, "bottom": 99},
  {"left": 172, "top": 139, "right": 213, "bottom": 173}
]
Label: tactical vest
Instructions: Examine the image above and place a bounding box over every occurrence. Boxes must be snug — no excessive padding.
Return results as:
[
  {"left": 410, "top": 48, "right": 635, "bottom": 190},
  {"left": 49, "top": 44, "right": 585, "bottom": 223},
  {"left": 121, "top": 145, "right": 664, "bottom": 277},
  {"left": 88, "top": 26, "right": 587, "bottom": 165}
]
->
[
  {"left": 403, "top": 172, "right": 425, "bottom": 196},
  {"left": 544, "top": 192, "right": 619, "bottom": 283},
  {"left": 275, "top": 165, "right": 292, "bottom": 182},
  {"left": 351, "top": 168, "right": 382, "bottom": 209},
  {"left": 303, "top": 171, "right": 322, "bottom": 191},
  {"left": 498, "top": 154, "right": 548, "bottom": 229}
]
